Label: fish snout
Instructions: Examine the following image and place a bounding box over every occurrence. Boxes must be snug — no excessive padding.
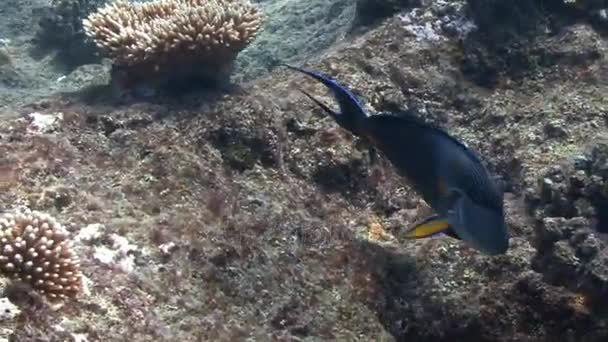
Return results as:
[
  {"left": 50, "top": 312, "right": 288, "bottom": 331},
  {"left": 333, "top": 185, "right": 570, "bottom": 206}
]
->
[{"left": 453, "top": 197, "right": 510, "bottom": 255}]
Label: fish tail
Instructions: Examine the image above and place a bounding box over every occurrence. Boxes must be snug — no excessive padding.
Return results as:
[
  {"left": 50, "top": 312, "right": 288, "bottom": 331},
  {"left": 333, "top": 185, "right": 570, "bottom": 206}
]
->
[
  {"left": 297, "top": 88, "right": 340, "bottom": 121},
  {"left": 283, "top": 63, "right": 367, "bottom": 135}
]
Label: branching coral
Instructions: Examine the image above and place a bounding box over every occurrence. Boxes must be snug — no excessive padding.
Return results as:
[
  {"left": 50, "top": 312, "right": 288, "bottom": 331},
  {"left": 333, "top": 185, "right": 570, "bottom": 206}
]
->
[
  {"left": 82, "top": 0, "right": 262, "bottom": 88},
  {"left": 0, "top": 210, "right": 82, "bottom": 300}
]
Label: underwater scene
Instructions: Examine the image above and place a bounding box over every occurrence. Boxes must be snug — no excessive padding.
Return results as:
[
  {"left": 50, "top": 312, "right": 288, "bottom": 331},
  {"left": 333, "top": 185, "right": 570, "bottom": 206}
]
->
[{"left": 1, "top": 0, "right": 608, "bottom": 340}]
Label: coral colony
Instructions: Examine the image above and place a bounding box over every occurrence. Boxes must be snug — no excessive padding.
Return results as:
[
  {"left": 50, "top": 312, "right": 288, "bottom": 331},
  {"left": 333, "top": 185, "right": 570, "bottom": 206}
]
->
[
  {"left": 0, "top": 210, "right": 83, "bottom": 300},
  {"left": 83, "top": 0, "right": 262, "bottom": 87}
]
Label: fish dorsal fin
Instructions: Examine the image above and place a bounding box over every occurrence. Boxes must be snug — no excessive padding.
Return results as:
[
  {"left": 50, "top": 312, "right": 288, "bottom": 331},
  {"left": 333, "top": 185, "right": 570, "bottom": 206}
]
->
[{"left": 377, "top": 111, "right": 486, "bottom": 167}]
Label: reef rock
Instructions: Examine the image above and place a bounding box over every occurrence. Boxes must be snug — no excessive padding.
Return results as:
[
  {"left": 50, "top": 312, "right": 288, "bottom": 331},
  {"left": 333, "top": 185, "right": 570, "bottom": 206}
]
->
[{"left": 528, "top": 135, "right": 608, "bottom": 308}]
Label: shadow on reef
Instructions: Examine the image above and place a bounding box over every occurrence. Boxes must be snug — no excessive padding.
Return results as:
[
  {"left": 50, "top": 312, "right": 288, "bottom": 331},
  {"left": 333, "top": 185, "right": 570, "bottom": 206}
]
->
[
  {"left": 362, "top": 238, "right": 608, "bottom": 341},
  {"left": 56, "top": 72, "right": 247, "bottom": 115},
  {"left": 361, "top": 243, "right": 492, "bottom": 342}
]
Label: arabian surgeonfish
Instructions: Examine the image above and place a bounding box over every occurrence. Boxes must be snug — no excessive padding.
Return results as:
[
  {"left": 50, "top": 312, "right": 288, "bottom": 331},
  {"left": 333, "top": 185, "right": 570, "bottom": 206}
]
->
[{"left": 284, "top": 64, "right": 509, "bottom": 255}]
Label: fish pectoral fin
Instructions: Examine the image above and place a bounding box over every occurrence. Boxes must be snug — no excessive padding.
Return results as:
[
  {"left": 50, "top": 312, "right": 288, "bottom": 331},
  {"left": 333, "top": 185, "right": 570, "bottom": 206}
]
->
[
  {"left": 403, "top": 215, "right": 460, "bottom": 240},
  {"left": 403, "top": 215, "right": 450, "bottom": 239},
  {"left": 443, "top": 227, "right": 462, "bottom": 240}
]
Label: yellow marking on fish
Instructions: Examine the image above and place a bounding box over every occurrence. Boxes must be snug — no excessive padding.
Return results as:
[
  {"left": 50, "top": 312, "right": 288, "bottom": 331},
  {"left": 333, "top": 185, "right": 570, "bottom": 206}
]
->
[{"left": 404, "top": 218, "right": 450, "bottom": 239}]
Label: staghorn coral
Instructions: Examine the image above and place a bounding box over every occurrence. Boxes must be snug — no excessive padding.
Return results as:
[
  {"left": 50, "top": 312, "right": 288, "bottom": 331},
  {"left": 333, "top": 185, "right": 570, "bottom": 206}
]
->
[
  {"left": 82, "top": 0, "right": 262, "bottom": 90},
  {"left": 0, "top": 210, "right": 82, "bottom": 300}
]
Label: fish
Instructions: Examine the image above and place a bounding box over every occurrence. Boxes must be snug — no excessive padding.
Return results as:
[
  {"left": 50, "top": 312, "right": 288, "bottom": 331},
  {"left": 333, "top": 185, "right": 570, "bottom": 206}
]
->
[{"left": 284, "top": 64, "right": 509, "bottom": 255}]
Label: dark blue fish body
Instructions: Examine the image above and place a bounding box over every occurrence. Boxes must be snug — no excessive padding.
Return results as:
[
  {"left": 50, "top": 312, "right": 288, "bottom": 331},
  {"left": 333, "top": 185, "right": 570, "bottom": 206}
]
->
[
  {"left": 285, "top": 64, "right": 509, "bottom": 255},
  {"left": 364, "top": 114, "right": 446, "bottom": 209},
  {"left": 366, "top": 114, "right": 503, "bottom": 211}
]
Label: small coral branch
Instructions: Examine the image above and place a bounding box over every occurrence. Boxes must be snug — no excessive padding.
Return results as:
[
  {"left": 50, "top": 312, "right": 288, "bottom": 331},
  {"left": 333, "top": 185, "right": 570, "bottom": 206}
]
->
[
  {"left": 82, "top": 0, "right": 262, "bottom": 89},
  {"left": 0, "top": 210, "right": 83, "bottom": 300}
]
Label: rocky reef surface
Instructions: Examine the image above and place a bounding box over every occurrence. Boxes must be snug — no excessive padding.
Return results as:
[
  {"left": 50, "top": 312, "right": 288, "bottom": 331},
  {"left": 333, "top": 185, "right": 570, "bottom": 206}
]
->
[{"left": 1, "top": 0, "right": 608, "bottom": 341}]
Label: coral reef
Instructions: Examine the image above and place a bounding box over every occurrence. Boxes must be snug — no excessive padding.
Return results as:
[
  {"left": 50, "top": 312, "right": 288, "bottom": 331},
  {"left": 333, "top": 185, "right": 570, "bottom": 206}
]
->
[
  {"left": 353, "top": 0, "right": 417, "bottom": 27},
  {"left": 0, "top": 0, "right": 112, "bottom": 111},
  {"left": 0, "top": 0, "right": 608, "bottom": 340},
  {"left": 527, "top": 135, "right": 608, "bottom": 306},
  {"left": 461, "top": 0, "right": 604, "bottom": 88},
  {"left": 1, "top": 0, "right": 355, "bottom": 108},
  {"left": 35, "top": 0, "right": 108, "bottom": 68},
  {"left": 0, "top": 210, "right": 83, "bottom": 299},
  {"left": 466, "top": 0, "right": 546, "bottom": 42},
  {"left": 83, "top": 0, "right": 262, "bottom": 90},
  {"left": 563, "top": 0, "right": 608, "bottom": 30}
]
